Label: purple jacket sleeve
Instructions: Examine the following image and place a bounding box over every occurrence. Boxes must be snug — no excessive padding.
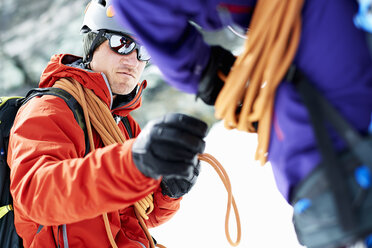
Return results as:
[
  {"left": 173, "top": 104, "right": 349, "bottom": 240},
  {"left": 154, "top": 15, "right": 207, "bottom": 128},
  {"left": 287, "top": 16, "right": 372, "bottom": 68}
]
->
[
  {"left": 113, "top": 0, "right": 211, "bottom": 93},
  {"left": 113, "top": 0, "right": 372, "bottom": 204}
]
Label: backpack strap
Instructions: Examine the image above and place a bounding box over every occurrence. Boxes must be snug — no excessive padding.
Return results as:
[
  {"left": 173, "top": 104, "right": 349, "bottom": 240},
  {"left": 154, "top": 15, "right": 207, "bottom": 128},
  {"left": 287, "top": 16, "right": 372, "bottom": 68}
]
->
[
  {"left": 286, "top": 65, "right": 356, "bottom": 231},
  {"left": 121, "top": 116, "right": 133, "bottom": 139},
  {"left": 287, "top": 66, "right": 372, "bottom": 166},
  {"left": 113, "top": 114, "right": 134, "bottom": 139},
  {"left": 22, "top": 87, "right": 88, "bottom": 248},
  {"left": 22, "top": 88, "right": 90, "bottom": 156}
]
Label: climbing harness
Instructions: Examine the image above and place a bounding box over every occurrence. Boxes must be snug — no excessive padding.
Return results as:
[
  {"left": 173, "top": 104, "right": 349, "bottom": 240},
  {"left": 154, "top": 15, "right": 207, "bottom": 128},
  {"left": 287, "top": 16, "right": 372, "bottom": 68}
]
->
[
  {"left": 54, "top": 78, "right": 242, "bottom": 248},
  {"left": 214, "top": 0, "right": 304, "bottom": 165}
]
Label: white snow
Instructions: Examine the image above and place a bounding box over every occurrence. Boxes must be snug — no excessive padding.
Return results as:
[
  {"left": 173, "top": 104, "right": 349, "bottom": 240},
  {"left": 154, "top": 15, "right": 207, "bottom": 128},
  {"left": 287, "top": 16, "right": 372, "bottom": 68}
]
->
[{"left": 150, "top": 121, "right": 305, "bottom": 248}]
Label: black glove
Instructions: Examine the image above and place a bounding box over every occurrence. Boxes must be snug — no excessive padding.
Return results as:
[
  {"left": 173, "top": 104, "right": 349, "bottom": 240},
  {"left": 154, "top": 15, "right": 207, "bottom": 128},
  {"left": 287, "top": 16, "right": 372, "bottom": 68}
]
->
[
  {"left": 197, "top": 46, "right": 236, "bottom": 105},
  {"left": 161, "top": 161, "right": 200, "bottom": 198},
  {"left": 132, "top": 113, "right": 208, "bottom": 179}
]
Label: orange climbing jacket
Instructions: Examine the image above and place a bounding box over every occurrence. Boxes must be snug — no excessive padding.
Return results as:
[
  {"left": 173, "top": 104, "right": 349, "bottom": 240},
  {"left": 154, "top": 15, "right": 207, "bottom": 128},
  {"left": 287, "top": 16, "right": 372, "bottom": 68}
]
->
[{"left": 7, "top": 54, "right": 181, "bottom": 248}]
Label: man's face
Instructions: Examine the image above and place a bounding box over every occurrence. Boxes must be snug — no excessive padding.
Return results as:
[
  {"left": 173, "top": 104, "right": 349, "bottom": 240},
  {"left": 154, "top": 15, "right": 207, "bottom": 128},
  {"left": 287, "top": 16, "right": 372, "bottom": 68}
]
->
[{"left": 90, "top": 40, "right": 146, "bottom": 95}]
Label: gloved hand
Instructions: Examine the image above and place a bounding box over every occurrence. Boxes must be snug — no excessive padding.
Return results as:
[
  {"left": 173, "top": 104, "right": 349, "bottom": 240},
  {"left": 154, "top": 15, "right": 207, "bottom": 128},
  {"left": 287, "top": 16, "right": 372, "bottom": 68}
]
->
[
  {"left": 161, "top": 161, "right": 200, "bottom": 198},
  {"left": 132, "top": 113, "right": 208, "bottom": 180},
  {"left": 197, "top": 46, "right": 236, "bottom": 105}
]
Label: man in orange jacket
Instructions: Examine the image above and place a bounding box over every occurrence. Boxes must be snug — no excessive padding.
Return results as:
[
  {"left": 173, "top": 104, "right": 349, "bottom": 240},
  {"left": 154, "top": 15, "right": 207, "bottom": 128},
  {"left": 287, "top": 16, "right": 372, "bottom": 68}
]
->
[{"left": 7, "top": 1, "right": 207, "bottom": 247}]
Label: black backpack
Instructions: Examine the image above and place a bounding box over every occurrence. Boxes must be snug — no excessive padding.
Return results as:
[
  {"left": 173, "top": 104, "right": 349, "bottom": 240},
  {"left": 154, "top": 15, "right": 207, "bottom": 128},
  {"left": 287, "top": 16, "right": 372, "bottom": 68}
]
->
[
  {"left": 0, "top": 87, "right": 133, "bottom": 248},
  {"left": 287, "top": 66, "right": 372, "bottom": 248},
  {"left": 0, "top": 87, "right": 92, "bottom": 247}
]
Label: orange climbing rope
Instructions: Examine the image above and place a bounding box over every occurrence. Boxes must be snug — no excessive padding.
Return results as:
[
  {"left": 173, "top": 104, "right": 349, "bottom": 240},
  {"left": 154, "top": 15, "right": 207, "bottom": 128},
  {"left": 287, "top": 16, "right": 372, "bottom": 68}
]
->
[
  {"left": 214, "top": 0, "right": 304, "bottom": 165},
  {"left": 198, "top": 153, "right": 241, "bottom": 247},
  {"left": 54, "top": 78, "right": 241, "bottom": 247}
]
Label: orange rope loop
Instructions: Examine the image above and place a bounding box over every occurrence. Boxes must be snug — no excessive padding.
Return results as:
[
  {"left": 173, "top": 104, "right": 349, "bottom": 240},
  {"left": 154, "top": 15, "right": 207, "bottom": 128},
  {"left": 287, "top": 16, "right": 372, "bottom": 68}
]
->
[{"left": 198, "top": 153, "right": 241, "bottom": 247}]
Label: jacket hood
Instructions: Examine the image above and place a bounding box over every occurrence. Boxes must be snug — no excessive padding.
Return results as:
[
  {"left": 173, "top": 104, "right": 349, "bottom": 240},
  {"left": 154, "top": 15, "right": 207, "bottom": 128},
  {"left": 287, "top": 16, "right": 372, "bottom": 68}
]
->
[{"left": 39, "top": 54, "right": 146, "bottom": 115}]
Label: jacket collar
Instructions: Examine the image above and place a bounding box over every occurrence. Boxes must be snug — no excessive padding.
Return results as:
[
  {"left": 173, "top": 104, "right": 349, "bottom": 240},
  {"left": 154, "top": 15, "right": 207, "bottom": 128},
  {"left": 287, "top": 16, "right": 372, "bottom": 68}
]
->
[{"left": 39, "top": 54, "right": 146, "bottom": 116}]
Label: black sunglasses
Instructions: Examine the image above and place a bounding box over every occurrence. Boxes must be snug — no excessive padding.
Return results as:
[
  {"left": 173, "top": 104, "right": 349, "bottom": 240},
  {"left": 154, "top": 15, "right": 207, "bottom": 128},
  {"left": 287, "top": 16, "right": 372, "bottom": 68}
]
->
[{"left": 103, "top": 32, "right": 151, "bottom": 61}]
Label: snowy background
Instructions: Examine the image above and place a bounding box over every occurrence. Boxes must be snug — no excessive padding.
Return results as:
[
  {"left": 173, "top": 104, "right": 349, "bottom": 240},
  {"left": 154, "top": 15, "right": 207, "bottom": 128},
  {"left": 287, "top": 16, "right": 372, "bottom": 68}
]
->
[{"left": 151, "top": 121, "right": 304, "bottom": 248}]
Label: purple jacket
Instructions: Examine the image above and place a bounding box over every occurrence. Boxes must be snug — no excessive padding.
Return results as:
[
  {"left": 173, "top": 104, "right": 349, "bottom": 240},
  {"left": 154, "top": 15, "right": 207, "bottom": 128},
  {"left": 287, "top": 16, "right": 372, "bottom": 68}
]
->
[{"left": 113, "top": 0, "right": 372, "bottom": 201}]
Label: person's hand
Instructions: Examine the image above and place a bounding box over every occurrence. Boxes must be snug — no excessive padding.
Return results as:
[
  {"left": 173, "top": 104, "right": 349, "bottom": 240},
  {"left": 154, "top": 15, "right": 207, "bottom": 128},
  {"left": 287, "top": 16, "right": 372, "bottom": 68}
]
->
[
  {"left": 197, "top": 46, "right": 236, "bottom": 105},
  {"left": 161, "top": 162, "right": 200, "bottom": 198},
  {"left": 132, "top": 113, "right": 208, "bottom": 179}
]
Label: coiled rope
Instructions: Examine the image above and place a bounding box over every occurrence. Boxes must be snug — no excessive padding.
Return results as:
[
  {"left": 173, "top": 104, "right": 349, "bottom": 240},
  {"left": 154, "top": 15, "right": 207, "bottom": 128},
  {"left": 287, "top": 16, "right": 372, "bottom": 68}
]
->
[
  {"left": 54, "top": 78, "right": 241, "bottom": 247},
  {"left": 214, "top": 0, "right": 304, "bottom": 165}
]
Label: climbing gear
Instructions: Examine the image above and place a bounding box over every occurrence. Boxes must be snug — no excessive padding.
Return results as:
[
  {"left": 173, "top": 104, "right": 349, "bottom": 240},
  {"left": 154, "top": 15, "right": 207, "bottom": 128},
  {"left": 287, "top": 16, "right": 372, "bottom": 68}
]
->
[
  {"left": 54, "top": 78, "right": 242, "bottom": 248},
  {"left": 288, "top": 66, "right": 372, "bottom": 248},
  {"left": 81, "top": 0, "right": 131, "bottom": 35},
  {"left": 81, "top": 0, "right": 150, "bottom": 64},
  {"left": 214, "top": 0, "right": 304, "bottom": 165},
  {"left": 0, "top": 87, "right": 90, "bottom": 248},
  {"left": 103, "top": 32, "right": 151, "bottom": 61},
  {"left": 0, "top": 96, "right": 23, "bottom": 248}
]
